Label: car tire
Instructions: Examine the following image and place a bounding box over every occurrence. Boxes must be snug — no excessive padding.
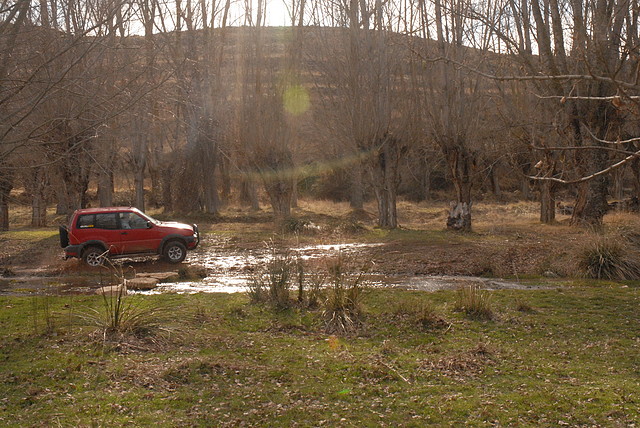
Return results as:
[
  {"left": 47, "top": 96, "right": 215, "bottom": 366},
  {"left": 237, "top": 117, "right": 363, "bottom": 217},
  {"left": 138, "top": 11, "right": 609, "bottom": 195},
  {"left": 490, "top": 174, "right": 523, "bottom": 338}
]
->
[
  {"left": 83, "top": 246, "right": 105, "bottom": 267},
  {"left": 163, "top": 241, "right": 187, "bottom": 263}
]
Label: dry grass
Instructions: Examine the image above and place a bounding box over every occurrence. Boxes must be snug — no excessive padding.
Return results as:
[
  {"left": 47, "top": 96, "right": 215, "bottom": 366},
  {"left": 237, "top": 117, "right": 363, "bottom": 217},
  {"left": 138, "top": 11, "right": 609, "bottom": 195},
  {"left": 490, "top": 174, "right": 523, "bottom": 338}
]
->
[
  {"left": 578, "top": 237, "right": 640, "bottom": 280},
  {"left": 454, "top": 284, "right": 494, "bottom": 320},
  {"left": 322, "top": 255, "right": 369, "bottom": 335}
]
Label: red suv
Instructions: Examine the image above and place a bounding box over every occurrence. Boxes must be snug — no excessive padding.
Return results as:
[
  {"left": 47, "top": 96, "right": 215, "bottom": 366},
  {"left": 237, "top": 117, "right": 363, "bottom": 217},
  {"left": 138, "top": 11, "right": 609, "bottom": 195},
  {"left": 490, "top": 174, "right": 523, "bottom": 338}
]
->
[{"left": 59, "top": 207, "right": 199, "bottom": 266}]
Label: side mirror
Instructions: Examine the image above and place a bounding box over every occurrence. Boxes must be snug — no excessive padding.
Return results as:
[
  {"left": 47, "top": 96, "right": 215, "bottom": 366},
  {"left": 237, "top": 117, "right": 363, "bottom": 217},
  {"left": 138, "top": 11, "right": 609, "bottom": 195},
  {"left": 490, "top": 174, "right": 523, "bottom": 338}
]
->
[{"left": 146, "top": 221, "right": 153, "bottom": 229}]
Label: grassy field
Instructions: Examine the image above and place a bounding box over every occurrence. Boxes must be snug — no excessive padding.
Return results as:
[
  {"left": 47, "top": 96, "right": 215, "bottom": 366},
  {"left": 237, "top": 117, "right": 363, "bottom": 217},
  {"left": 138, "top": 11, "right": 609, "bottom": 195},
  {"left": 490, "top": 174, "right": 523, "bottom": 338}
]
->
[
  {"left": 1, "top": 282, "right": 638, "bottom": 426},
  {"left": 1, "top": 200, "right": 640, "bottom": 426}
]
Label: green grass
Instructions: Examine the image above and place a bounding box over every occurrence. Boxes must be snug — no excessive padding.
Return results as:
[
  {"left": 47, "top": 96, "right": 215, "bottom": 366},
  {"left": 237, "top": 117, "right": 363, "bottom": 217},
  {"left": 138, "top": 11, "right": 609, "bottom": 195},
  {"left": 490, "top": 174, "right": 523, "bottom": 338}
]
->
[{"left": 1, "top": 284, "right": 639, "bottom": 426}]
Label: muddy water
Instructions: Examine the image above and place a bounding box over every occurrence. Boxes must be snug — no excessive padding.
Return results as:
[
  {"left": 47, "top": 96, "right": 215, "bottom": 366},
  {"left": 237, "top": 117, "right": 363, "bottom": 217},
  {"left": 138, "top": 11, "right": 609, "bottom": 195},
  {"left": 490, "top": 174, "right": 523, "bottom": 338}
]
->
[
  {"left": 0, "top": 242, "right": 549, "bottom": 296},
  {"left": 139, "top": 243, "right": 545, "bottom": 295},
  {"left": 139, "top": 243, "right": 386, "bottom": 295}
]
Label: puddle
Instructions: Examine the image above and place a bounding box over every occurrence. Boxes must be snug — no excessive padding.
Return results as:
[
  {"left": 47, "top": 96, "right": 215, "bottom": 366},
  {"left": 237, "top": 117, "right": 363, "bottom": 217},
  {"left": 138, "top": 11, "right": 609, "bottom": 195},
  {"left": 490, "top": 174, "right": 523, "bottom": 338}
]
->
[
  {"left": 1, "top": 241, "right": 551, "bottom": 296},
  {"left": 138, "top": 242, "right": 385, "bottom": 294},
  {"left": 140, "top": 243, "right": 547, "bottom": 295}
]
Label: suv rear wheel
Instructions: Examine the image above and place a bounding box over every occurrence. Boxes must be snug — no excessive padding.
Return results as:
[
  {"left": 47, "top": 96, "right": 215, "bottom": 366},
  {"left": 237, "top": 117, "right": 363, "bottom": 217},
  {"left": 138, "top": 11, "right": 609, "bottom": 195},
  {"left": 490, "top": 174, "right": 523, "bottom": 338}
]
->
[
  {"left": 83, "top": 246, "right": 105, "bottom": 267},
  {"left": 163, "top": 241, "right": 186, "bottom": 263}
]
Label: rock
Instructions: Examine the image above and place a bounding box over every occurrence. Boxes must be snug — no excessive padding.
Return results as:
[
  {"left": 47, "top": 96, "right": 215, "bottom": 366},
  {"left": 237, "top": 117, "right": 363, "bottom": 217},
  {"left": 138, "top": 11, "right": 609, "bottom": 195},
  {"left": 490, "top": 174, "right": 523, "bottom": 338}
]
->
[
  {"left": 137, "top": 272, "right": 179, "bottom": 282},
  {"left": 127, "top": 277, "right": 160, "bottom": 290},
  {"left": 543, "top": 270, "right": 559, "bottom": 278},
  {"left": 96, "top": 285, "right": 127, "bottom": 296}
]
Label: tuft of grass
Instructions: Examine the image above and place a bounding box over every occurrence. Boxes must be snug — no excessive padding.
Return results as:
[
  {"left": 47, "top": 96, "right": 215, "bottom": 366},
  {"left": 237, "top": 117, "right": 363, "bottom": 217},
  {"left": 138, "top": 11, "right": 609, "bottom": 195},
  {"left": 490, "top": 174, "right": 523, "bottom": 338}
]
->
[
  {"left": 578, "top": 238, "right": 640, "bottom": 280},
  {"left": 30, "top": 292, "right": 56, "bottom": 335},
  {"left": 392, "top": 299, "right": 449, "bottom": 330},
  {"left": 75, "top": 264, "right": 168, "bottom": 343},
  {"left": 322, "top": 255, "right": 368, "bottom": 335},
  {"left": 454, "top": 284, "right": 494, "bottom": 320},
  {"left": 515, "top": 297, "right": 535, "bottom": 313},
  {"left": 247, "top": 240, "right": 293, "bottom": 309}
]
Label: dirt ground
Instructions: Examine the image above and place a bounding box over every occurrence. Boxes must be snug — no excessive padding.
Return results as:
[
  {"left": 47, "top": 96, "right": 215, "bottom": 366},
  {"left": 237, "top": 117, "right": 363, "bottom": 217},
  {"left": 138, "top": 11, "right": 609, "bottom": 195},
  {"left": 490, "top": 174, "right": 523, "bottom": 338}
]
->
[{"left": 1, "top": 200, "right": 638, "bottom": 282}]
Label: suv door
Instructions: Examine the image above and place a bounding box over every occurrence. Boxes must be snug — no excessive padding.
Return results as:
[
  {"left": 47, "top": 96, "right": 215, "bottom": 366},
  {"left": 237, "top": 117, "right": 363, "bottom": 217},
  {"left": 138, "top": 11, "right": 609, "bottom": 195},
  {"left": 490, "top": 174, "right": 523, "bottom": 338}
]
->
[{"left": 117, "top": 211, "right": 162, "bottom": 254}]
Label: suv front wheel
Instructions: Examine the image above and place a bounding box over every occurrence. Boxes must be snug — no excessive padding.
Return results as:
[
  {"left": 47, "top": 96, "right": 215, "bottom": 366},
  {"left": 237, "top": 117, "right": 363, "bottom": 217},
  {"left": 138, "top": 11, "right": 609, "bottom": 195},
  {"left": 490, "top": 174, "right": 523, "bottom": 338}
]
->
[{"left": 163, "top": 241, "right": 187, "bottom": 263}]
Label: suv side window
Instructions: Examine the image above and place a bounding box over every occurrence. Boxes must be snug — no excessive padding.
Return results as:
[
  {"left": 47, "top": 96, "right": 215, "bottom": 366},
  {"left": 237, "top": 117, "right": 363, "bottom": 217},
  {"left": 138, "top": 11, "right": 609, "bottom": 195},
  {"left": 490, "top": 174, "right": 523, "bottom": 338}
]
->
[
  {"left": 77, "top": 214, "right": 95, "bottom": 228},
  {"left": 119, "top": 212, "right": 148, "bottom": 229},
  {"left": 95, "top": 213, "right": 118, "bottom": 230}
]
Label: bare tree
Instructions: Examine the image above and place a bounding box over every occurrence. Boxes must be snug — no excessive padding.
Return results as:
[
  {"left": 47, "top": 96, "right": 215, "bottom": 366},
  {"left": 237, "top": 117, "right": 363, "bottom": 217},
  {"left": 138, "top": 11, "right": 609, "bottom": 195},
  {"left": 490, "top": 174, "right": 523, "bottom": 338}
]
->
[
  {"left": 463, "top": 0, "right": 639, "bottom": 226},
  {"left": 310, "top": 0, "right": 418, "bottom": 228}
]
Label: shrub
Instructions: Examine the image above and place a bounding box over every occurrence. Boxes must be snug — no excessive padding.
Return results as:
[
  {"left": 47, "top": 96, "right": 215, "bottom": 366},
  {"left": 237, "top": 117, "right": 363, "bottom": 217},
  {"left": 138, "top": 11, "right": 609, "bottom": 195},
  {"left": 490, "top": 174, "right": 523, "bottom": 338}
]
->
[
  {"left": 578, "top": 238, "right": 640, "bottom": 280},
  {"left": 454, "top": 284, "right": 493, "bottom": 320}
]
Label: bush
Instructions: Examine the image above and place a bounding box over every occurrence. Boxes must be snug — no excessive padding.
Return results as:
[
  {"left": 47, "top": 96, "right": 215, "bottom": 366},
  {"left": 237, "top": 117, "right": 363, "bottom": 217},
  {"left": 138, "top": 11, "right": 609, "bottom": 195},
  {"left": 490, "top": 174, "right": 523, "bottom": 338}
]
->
[{"left": 579, "top": 238, "right": 640, "bottom": 280}]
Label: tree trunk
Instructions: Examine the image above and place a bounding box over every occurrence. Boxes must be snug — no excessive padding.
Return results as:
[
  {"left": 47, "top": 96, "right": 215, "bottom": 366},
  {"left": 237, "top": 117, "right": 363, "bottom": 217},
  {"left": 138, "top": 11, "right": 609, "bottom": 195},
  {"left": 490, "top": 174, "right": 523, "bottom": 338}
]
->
[
  {"left": 521, "top": 176, "right": 531, "bottom": 200},
  {"left": 0, "top": 169, "right": 13, "bottom": 231},
  {"left": 572, "top": 148, "right": 609, "bottom": 227},
  {"left": 422, "top": 161, "right": 432, "bottom": 201},
  {"left": 200, "top": 131, "right": 220, "bottom": 215},
  {"left": 371, "top": 137, "right": 403, "bottom": 229},
  {"left": 31, "top": 196, "right": 47, "bottom": 227},
  {"left": 0, "top": 199, "right": 8, "bottom": 231},
  {"left": 632, "top": 158, "right": 640, "bottom": 200},
  {"left": 291, "top": 178, "right": 299, "bottom": 209},
  {"left": 447, "top": 201, "right": 472, "bottom": 231},
  {"left": 489, "top": 164, "right": 501, "bottom": 197},
  {"left": 30, "top": 167, "right": 48, "bottom": 227},
  {"left": 97, "top": 168, "right": 113, "bottom": 207},
  {"left": 148, "top": 167, "right": 161, "bottom": 208},
  {"left": 134, "top": 168, "right": 145, "bottom": 211},
  {"left": 540, "top": 181, "right": 556, "bottom": 223},
  {"left": 55, "top": 186, "right": 70, "bottom": 215},
  {"left": 219, "top": 155, "right": 231, "bottom": 204},
  {"left": 240, "top": 178, "right": 260, "bottom": 211},
  {"left": 611, "top": 166, "right": 625, "bottom": 201},
  {"left": 265, "top": 179, "right": 293, "bottom": 220},
  {"left": 202, "top": 159, "right": 220, "bottom": 214},
  {"left": 349, "top": 162, "right": 364, "bottom": 210},
  {"left": 445, "top": 147, "right": 474, "bottom": 231},
  {"left": 161, "top": 161, "right": 174, "bottom": 213}
]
